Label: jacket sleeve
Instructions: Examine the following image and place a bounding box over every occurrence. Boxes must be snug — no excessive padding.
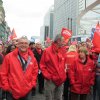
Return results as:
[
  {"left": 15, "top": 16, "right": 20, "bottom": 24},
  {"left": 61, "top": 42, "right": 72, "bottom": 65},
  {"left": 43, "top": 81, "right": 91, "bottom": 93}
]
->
[
  {"left": 31, "top": 58, "right": 38, "bottom": 88},
  {"left": 69, "top": 61, "right": 76, "bottom": 85},
  {"left": 0, "top": 55, "right": 10, "bottom": 91},
  {"left": 90, "top": 61, "right": 96, "bottom": 86},
  {"left": 40, "top": 50, "right": 52, "bottom": 80}
]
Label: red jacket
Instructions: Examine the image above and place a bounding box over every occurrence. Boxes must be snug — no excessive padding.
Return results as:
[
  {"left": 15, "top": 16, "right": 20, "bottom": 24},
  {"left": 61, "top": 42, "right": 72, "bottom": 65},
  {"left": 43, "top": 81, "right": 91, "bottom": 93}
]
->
[
  {"left": 69, "top": 56, "right": 95, "bottom": 94},
  {"left": 0, "top": 49, "right": 38, "bottom": 99},
  {"left": 65, "top": 51, "right": 78, "bottom": 71},
  {"left": 40, "top": 43, "right": 66, "bottom": 86}
]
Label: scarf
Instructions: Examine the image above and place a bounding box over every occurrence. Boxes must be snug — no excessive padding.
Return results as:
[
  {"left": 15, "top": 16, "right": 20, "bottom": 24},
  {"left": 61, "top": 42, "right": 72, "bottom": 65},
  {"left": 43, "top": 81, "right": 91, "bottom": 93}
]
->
[
  {"left": 36, "top": 48, "right": 42, "bottom": 55},
  {"left": 19, "top": 50, "right": 28, "bottom": 61}
]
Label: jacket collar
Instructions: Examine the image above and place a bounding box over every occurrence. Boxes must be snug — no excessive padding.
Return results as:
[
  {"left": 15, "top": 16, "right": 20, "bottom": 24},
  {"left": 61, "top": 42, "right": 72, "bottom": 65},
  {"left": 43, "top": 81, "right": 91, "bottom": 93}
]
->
[{"left": 13, "top": 48, "right": 33, "bottom": 57}]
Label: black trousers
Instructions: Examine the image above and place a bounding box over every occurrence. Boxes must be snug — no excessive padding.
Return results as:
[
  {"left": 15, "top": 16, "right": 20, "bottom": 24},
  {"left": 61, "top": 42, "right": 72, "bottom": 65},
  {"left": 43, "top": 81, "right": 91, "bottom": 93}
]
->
[
  {"left": 70, "top": 92, "right": 87, "bottom": 100},
  {"left": 32, "top": 73, "right": 44, "bottom": 95},
  {"left": 63, "top": 78, "right": 70, "bottom": 100},
  {"left": 93, "top": 75, "right": 100, "bottom": 100},
  {"left": 38, "top": 73, "right": 44, "bottom": 92},
  {"left": 93, "top": 84, "right": 96, "bottom": 100},
  {"left": 2, "top": 90, "right": 6, "bottom": 99},
  {"left": 6, "top": 91, "right": 32, "bottom": 100},
  {"left": 0, "top": 88, "right": 2, "bottom": 99}
]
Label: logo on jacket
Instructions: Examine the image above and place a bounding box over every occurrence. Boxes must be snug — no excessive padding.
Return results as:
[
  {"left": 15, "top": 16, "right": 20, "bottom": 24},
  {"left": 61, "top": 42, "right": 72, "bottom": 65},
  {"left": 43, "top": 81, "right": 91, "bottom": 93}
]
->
[
  {"left": 30, "top": 62, "right": 33, "bottom": 65},
  {"left": 88, "top": 68, "right": 92, "bottom": 71}
]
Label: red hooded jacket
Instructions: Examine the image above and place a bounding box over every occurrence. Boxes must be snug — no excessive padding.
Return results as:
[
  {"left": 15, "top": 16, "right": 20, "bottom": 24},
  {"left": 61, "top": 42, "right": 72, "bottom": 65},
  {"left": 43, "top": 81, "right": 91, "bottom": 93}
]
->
[
  {"left": 65, "top": 51, "right": 78, "bottom": 71},
  {"left": 69, "top": 56, "right": 95, "bottom": 94},
  {"left": 0, "top": 49, "right": 38, "bottom": 99},
  {"left": 40, "top": 43, "right": 66, "bottom": 86}
]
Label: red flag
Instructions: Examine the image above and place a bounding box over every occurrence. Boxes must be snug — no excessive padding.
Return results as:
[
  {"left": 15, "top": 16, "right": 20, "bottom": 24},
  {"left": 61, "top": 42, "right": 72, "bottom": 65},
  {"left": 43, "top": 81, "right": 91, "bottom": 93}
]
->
[
  {"left": 10, "top": 28, "right": 17, "bottom": 40},
  {"left": 61, "top": 28, "right": 72, "bottom": 43},
  {"left": 92, "top": 22, "right": 100, "bottom": 53}
]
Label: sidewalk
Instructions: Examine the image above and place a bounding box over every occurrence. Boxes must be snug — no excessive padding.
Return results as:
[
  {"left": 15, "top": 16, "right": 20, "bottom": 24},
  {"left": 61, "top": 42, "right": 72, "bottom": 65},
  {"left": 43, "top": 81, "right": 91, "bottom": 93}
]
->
[{"left": 32, "top": 93, "right": 45, "bottom": 100}]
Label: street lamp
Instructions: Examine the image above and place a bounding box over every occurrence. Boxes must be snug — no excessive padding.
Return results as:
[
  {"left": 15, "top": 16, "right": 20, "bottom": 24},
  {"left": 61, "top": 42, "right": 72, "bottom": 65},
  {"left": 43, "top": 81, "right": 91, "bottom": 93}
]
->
[
  {"left": 68, "top": 18, "right": 70, "bottom": 29},
  {"left": 67, "top": 18, "right": 72, "bottom": 31},
  {"left": 85, "top": 0, "right": 86, "bottom": 9},
  {"left": 71, "top": 18, "right": 72, "bottom": 31}
]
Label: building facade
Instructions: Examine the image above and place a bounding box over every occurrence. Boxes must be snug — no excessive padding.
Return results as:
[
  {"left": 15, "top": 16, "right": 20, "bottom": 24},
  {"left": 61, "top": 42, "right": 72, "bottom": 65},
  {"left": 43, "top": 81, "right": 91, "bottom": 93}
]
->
[
  {"left": 44, "top": 5, "right": 54, "bottom": 39},
  {"left": 40, "top": 5, "right": 54, "bottom": 44},
  {"left": 54, "top": 0, "right": 100, "bottom": 37},
  {"left": 0, "top": 0, "right": 11, "bottom": 43},
  {"left": 78, "top": 0, "right": 100, "bottom": 35},
  {"left": 54, "top": 0, "right": 78, "bottom": 37}
]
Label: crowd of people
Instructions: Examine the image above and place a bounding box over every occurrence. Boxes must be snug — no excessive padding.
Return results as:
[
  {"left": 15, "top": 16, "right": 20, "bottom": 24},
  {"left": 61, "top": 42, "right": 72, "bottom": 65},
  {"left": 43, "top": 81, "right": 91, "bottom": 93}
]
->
[{"left": 0, "top": 34, "right": 99, "bottom": 100}]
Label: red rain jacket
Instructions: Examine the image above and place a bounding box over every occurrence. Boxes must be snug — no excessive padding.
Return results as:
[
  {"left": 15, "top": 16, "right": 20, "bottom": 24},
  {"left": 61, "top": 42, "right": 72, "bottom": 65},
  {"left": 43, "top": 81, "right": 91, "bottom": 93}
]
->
[
  {"left": 40, "top": 44, "right": 66, "bottom": 86},
  {"left": 66, "top": 51, "right": 78, "bottom": 64},
  {"left": 65, "top": 51, "right": 78, "bottom": 70},
  {"left": 0, "top": 49, "right": 38, "bottom": 99},
  {"left": 69, "top": 56, "right": 95, "bottom": 94}
]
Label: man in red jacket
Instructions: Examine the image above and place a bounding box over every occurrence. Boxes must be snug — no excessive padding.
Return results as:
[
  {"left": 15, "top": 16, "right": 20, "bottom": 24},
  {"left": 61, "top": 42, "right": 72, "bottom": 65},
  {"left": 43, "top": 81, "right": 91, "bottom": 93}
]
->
[
  {"left": 0, "top": 36, "right": 38, "bottom": 100},
  {"left": 40, "top": 34, "right": 67, "bottom": 100}
]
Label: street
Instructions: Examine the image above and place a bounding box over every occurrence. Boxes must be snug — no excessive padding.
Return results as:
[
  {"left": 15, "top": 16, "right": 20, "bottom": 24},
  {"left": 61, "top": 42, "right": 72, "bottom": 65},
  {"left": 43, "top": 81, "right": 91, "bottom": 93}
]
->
[
  {"left": 32, "top": 94, "right": 45, "bottom": 100},
  {"left": 32, "top": 91, "right": 45, "bottom": 100},
  {"left": 32, "top": 90, "right": 99, "bottom": 100}
]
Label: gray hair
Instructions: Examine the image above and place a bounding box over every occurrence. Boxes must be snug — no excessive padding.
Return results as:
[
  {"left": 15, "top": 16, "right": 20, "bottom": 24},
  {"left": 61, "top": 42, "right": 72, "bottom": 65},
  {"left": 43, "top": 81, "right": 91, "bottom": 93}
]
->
[
  {"left": 18, "top": 36, "right": 30, "bottom": 44},
  {"left": 53, "top": 34, "right": 62, "bottom": 43}
]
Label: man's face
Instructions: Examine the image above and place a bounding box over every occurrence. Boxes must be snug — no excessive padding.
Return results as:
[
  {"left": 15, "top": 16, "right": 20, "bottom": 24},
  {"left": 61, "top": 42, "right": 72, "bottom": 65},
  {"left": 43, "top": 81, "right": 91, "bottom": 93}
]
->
[
  {"left": 35, "top": 42, "right": 41, "bottom": 49},
  {"left": 18, "top": 39, "right": 29, "bottom": 52},
  {"left": 29, "top": 43, "right": 35, "bottom": 49},
  {"left": 57, "top": 37, "right": 67, "bottom": 48}
]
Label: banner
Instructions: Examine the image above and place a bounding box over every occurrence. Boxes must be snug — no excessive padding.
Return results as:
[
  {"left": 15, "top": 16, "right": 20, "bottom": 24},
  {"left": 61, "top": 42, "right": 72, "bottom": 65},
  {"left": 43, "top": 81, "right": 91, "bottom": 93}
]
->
[
  {"left": 61, "top": 28, "right": 72, "bottom": 43},
  {"left": 92, "top": 22, "right": 100, "bottom": 53},
  {"left": 10, "top": 28, "right": 17, "bottom": 40}
]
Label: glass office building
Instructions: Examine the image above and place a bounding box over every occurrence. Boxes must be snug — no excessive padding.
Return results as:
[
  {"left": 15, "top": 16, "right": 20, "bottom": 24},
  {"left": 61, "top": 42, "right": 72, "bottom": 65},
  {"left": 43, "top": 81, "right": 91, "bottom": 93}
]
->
[
  {"left": 54, "top": 0, "right": 100, "bottom": 37},
  {"left": 40, "top": 6, "right": 54, "bottom": 43},
  {"left": 79, "top": 0, "right": 100, "bottom": 34},
  {"left": 54, "top": 0, "right": 78, "bottom": 37}
]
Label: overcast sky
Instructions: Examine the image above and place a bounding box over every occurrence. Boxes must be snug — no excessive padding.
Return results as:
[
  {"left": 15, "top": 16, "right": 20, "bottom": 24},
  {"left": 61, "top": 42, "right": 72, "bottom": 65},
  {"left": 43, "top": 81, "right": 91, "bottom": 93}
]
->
[{"left": 3, "top": 0, "right": 54, "bottom": 39}]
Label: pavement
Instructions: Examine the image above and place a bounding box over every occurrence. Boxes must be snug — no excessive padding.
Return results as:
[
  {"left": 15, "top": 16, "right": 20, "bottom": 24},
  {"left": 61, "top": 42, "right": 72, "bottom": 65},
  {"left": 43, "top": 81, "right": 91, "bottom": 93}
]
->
[
  {"left": 32, "top": 93, "right": 45, "bottom": 100},
  {"left": 32, "top": 86, "right": 45, "bottom": 100},
  {"left": 32, "top": 91, "right": 98, "bottom": 100}
]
